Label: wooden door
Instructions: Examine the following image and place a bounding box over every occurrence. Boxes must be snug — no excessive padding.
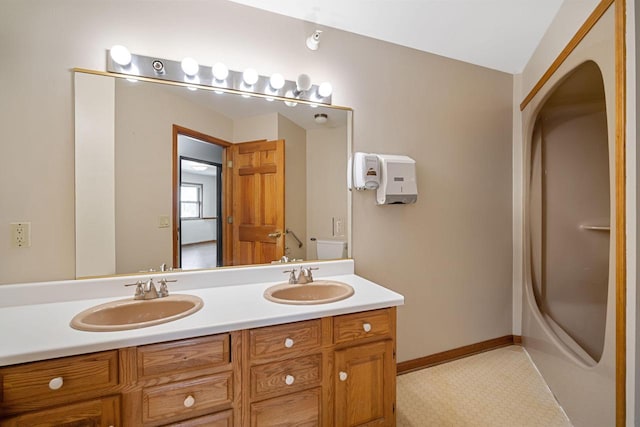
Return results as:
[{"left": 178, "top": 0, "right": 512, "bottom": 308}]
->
[
  {"left": 231, "top": 140, "right": 285, "bottom": 265},
  {"left": 334, "top": 340, "right": 395, "bottom": 427}
]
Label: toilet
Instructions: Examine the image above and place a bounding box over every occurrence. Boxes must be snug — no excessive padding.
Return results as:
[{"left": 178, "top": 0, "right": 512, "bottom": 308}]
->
[{"left": 315, "top": 239, "right": 347, "bottom": 260}]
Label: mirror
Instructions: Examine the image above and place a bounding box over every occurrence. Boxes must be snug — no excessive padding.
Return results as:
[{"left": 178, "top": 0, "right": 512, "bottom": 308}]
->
[{"left": 75, "top": 70, "right": 351, "bottom": 278}]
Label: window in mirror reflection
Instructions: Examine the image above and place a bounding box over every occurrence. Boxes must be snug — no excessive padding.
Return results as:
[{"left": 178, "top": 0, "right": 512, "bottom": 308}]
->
[{"left": 180, "top": 184, "right": 203, "bottom": 219}]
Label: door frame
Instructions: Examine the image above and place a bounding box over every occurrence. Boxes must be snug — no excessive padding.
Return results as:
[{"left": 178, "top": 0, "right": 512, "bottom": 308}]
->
[{"left": 172, "top": 125, "right": 232, "bottom": 268}]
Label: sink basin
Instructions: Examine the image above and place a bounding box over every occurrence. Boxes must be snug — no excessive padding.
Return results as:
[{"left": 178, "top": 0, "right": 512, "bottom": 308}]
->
[
  {"left": 264, "top": 280, "right": 354, "bottom": 305},
  {"left": 70, "top": 294, "right": 204, "bottom": 332}
]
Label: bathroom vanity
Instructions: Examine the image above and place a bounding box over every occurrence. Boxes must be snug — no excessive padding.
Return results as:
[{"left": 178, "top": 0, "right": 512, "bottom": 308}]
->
[{"left": 0, "top": 260, "right": 403, "bottom": 426}]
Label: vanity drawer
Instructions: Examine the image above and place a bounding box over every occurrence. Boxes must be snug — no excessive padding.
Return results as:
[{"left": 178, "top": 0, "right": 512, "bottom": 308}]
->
[
  {"left": 249, "top": 319, "right": 322, "bottom": 361},
  {"left": 0, "top": 395, "right": 120, "bottom": 427},
  {"left": 0, "top": 350, "right": 119, "bottom": 408},
  {"left": 163, "top": 409, "right": 233, "bottom": 427},
  {"left": 250, "top": 387, "right": 321, "bottom": 427},
  {"left": 142, "top": 372, "right": 233, "bottom": 423},
  {"left": 333, "top": 308, "right": 392, "bottom": 344},
  {"left": 250, "top": 353, "right": 322, "bottom": 400},
  {"left": 137, "top": 334, "right": 230, "bottom": 378}
]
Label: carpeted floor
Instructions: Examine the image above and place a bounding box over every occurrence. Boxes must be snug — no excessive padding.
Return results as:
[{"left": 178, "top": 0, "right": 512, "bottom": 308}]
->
[{"left": 396, "top": 345, "right": 572, "bottom": 426}]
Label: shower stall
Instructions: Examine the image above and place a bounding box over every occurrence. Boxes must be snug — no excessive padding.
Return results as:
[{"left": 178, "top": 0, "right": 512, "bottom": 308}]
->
[{"left": 520, "top": 6, "right": 616, "bottom": 426}]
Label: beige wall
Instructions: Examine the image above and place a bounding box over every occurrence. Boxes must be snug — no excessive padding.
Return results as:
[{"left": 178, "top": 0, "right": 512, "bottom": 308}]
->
[
  {"left": 306, "top": 126, "right": 348, "bottom": 260},
  {"left": 114, "top": 78, "right": 232, "bottom": 274},
  {"left": 0, "top": 0, "right": 513, "bottom": 362},
  {"left": 233, "top": 113, "right": 278, "bottom": 142},
  {"left": 278, "top": 114, "right": 307, "bottom": 261}
]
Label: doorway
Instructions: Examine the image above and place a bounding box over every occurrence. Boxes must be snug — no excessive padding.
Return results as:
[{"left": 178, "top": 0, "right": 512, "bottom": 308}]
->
[
  {"left": 179, "top": 157, "right": 222, "bottom": 269},
  {"left": 173, "top": 125, "right": 231, "bottom": 269}
]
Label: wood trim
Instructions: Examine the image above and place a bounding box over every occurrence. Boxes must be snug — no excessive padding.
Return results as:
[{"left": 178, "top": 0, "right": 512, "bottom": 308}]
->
[
  {"left": 172, "top": 126, "right": 180, "bottom": 268},
  {"left": 614, "top": 0, "right": 626, "bottom": 425},
  {"left": 396, "top": 335, "right": 517, "bottom": 375},
  {"left": 519, "top": 0, "right": 614, "bottom": 111},
  {"left": 173, "top": 124, "right": 232, "bottom": 148},
  {"left": 513, "top": 335, "right": 523, "bottom": 345}
]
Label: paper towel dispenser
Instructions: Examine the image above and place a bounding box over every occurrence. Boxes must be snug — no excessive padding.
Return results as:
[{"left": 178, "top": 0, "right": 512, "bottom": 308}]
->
[{"left": 376, "top": 155, "right": 417, "bottom": 205}]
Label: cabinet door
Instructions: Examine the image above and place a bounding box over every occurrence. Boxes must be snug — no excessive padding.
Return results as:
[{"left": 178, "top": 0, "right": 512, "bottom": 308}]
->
[
  {"left": 334, "top": 340, "right": 395, "bottom": 427},
  {"left": 0, "top": 395, "right": 120, "bottom": 427}
]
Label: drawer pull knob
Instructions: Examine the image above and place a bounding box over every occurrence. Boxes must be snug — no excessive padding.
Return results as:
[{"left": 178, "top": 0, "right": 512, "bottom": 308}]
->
[
  {"left": 363, "top": 322, "right": 372, "bottom": 332},
  {"left": 285, "top": 374, "right": 295, "bottom": 385},
  {"left": 48, "top": 377, "right": 64, "bottom": 390},
  {"left": 284, "top": 338, "right": 294, "bottom": 348},
  {"left": 183, "top": 395, "right": 195, "bottom": 408},
  {"left": 339, "top": 371, "right": 348, "bottom": 381}
]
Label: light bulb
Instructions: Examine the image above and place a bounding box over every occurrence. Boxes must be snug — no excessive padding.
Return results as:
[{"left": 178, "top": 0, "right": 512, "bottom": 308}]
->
[
  {"left": 296, "top": 74, "right": 312, "bottom": 92},
  {"left": 243, "top": 68, "right": 259, "bottom": 85},
  {"left": 269, "top": 73, "right": 285, "bottom": 90},
  {"left": 284, "top": 90, "right": 298, "bottom": 107},
  {"left": 181, "top": 57, "right": 199, "bottom": 77},
  {"left": 212, "top": 62, "right": 229, "bottom": 81},
  {"left": 110, "top": 45, "right": 131, "bottom": 66},
  {"left": 318, "top": 82, "right": 333, "bottom": 98}
]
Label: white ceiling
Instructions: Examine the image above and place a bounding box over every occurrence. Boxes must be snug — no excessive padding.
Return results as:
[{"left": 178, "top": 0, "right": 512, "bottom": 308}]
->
[{"left": 228, "top": 0, "right": 567, "bottom": 74}]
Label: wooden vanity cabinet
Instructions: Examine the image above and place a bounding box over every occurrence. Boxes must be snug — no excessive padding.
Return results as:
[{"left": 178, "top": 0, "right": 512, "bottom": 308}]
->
[
  {"left": 243, "top": 319, "right": 324, "bottom": 426},
  {"left": 126, "top": 333, "right": 239, "bottom": 427},
  {"left": 332, "top": 308, "right": 397, "bottom": 427},
  {"left": 0, "top": 307, "right": 396, "bottom": 427},
  {"left": 242, "top": 307, "right": 396, "bottom": 427}
]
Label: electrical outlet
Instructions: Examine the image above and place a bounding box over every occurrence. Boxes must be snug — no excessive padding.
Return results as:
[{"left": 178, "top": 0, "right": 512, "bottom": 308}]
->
[{"left": 10, "top": 222, "right": 31, "bottom": 248}]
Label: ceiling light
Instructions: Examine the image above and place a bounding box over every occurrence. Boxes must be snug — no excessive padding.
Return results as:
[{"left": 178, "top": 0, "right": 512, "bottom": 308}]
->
[
  {"left": 296, "top": 74, "right": 312, "bottom": 92},
  {"left": 243, "top": 68, "right": 259, "bottom": 86},
  {"left": 314, "top": 113, "right": 328, "bottom": 124},
  {"left": 110, "top": 45, "right": 131, "bottom": 66},
  {"left": 212, "top": 62, "right": 229, "bottom": 81},
  {"left": 181, "top": 57, "right": 199, "bottom": 77},
  {"left": 306, "top": 30, "right": 322, "bottom": 51},
  {"left": 270, "top": 73, "right": 285, "bottom": 90},
  {"left": 104, "top": 49, "right": 334, "bottom": 105},
  {"left": 318, "top": 82, "right": 333, "bottom": 98}
]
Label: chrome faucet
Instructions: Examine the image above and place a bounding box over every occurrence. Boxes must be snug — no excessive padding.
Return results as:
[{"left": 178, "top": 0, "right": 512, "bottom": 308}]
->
[
  {"left": 298, "top": 267, "right": 318, "bottom": 284},
  {"left": 283, "top": 267, "right": 319, "bottom": 284},
  {"left": 125, "top": 278, "right": 177, "bottom": 300}
]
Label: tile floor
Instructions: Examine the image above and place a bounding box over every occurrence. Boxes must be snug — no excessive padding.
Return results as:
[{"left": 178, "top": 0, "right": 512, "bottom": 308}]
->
[{"left": 396, "top": 345, "right": 572, "bottom": 426}]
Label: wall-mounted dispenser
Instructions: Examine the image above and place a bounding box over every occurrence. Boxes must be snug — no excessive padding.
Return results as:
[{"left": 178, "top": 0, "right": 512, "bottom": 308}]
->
[
  {"left": 348, "top": 152, "right": 380, "bottom": 190},
  {"left": 376, "top": 155, "right": 417, "bottom": 205}
]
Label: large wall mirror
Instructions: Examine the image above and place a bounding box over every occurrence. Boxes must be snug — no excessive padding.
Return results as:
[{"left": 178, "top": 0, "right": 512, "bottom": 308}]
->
[{"left": 75, "top": 70, "right": 352, "bottom": 278}]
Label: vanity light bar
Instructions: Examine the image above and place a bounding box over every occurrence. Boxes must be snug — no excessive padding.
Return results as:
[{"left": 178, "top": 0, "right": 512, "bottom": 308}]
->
[{"left": 106, "top": 49, "right": 332, "bottom": 105}]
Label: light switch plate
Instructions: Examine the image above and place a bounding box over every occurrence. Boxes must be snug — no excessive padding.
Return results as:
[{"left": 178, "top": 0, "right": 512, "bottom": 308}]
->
[
  {"left": 158, "top": 215, "right": 170, "bottom": 228},
  {"left": 333, "top": 217, "right": 345, "bottom": 237}
]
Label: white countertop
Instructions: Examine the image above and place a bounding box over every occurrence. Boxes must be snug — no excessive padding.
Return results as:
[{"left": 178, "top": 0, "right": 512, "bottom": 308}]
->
[{"left": 0, "top": 261, "right": 404, "bottom": 366}]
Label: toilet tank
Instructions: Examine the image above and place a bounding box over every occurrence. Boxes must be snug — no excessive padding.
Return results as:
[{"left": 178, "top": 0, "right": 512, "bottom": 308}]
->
[{"left": 315, "top": 239, "right": 347, "bottom": 260}]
